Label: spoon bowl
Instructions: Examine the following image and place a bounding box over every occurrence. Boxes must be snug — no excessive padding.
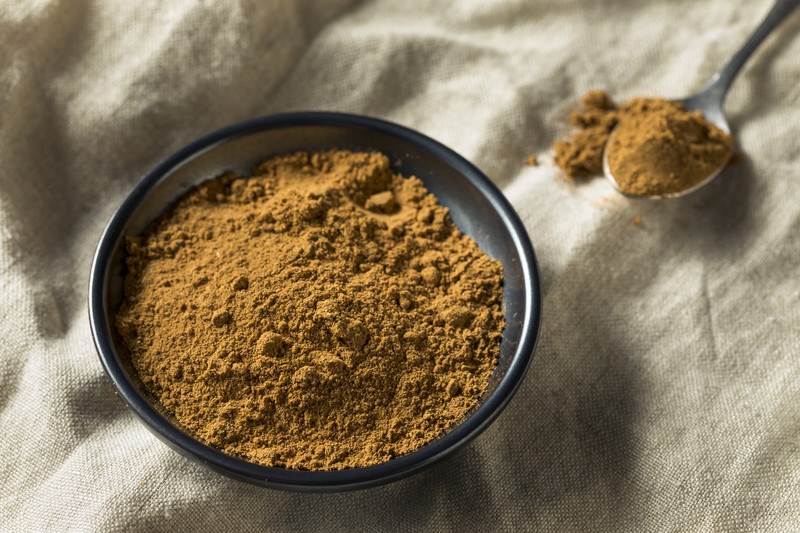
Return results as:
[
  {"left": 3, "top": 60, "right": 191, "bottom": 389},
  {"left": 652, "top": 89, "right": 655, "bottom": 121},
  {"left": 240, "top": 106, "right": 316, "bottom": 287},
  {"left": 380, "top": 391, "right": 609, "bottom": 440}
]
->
[
  {"left": 603, "top": 0, "right": 799, "bottom": 199},
  {"left": 602, "top": 93, "right": 732, "bottom": 200}
]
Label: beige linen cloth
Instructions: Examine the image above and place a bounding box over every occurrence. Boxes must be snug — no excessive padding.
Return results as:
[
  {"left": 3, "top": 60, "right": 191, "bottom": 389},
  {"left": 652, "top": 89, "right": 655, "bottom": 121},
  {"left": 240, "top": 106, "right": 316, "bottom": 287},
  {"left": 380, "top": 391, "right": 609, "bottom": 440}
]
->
[{"left": 2, "top": 0, "right": 799, "bottom": 530}]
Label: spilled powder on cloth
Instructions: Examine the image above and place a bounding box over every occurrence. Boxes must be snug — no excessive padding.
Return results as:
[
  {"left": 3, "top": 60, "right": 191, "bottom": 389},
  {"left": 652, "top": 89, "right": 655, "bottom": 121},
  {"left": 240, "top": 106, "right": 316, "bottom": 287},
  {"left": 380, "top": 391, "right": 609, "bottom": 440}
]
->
[
  {"left": 116, "top": 150, "right": 504, "bottom": 470},
  {"left": 553, "top": 90, "right": 618, "bottom": 178}
]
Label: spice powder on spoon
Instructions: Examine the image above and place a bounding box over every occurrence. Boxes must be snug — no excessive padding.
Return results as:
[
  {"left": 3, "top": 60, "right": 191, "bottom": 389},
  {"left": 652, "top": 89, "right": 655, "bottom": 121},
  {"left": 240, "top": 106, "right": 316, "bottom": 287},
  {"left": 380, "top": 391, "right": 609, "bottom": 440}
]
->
[
  {"left": 116, "top": 150, "right": 504, "bottom": 470},
  {"left": 552, "top": 90, "right": 733, "bottom": 196}
]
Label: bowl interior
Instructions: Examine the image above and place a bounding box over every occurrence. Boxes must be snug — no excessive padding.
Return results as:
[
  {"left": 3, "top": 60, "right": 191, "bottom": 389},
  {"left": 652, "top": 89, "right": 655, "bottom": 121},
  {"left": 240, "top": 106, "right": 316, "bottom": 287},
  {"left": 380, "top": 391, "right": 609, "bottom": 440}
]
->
[{"left": 91, "top": 113, "right": 540, "bottom": 491}]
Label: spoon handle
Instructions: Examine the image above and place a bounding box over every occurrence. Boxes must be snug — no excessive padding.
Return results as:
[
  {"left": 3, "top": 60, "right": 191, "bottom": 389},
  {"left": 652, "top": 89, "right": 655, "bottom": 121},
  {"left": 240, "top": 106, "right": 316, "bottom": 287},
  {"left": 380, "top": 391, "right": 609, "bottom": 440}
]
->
[{"left": 702, "top": 0, "right": 800, "bottom": 102}]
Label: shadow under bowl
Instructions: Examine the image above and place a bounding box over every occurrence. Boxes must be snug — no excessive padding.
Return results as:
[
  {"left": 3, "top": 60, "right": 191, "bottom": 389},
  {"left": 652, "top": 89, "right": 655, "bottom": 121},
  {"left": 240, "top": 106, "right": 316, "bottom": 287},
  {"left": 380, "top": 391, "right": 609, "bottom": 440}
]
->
[{"left": 89, "top": 112, "right": 541, "bottom": 492}]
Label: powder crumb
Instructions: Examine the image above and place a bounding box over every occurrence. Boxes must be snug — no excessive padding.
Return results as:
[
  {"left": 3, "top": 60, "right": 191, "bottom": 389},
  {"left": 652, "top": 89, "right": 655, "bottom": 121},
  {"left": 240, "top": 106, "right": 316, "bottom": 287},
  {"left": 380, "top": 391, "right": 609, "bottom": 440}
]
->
[
  {"left": 524, "top": 155, "right": 539, "bottom": 166},
  {"left": 446, "top": 379, "right": 462, "bottom": 398},
  {"left": 256, "top": 331, "right": 285, "bottom": 358},
  {"left": 364, "top": 190, "right": 398, "bottom": 213},
  {"left": 116, "top": 150, "right": 504, "bottom": 471},
  {"left": 581, "top": 90, "right": 614, "bottom": 110},
  {"left": 233, "top": 276, "right": 249, "bottom": 291},
  {"left": 420, "top": 265, "right": 441, "bottom": 286},
  {"left": 211, "top": 309, "right": 231, "bottom": 327},
  {"left": 632, "top": 215, "right": 642, "bottom": 226}
]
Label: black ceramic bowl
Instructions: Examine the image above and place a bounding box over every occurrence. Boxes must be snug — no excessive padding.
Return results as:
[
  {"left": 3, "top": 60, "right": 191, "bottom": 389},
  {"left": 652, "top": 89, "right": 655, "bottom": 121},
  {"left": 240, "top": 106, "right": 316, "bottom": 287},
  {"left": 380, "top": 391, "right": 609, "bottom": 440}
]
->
[{"left": 89, "top": 112, "right": 541, "bottom": 491}]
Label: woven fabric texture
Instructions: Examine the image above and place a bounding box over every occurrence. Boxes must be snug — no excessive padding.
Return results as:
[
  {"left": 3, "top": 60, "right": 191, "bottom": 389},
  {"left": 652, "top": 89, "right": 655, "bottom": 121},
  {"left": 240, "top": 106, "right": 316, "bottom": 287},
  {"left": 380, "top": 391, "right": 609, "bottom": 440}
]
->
[{"left": 2, "top": 0, "right": 799, "bottom": 530}]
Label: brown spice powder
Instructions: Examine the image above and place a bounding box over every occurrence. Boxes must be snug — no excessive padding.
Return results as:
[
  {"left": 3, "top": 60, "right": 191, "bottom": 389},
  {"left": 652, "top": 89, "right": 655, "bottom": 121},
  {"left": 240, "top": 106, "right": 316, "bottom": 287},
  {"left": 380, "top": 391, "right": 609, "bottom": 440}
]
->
[
  {"left": 607, "top": 101, "right": 733, "bottom": 196},
  {"left": 116, "top": 150, "right": 504, "bottom": 470},
  {"left": 552, "top": 91, "right": 733, "bottom": 196},
  {"left": 553, "top": 90, "right": 618, "bottom": 178}
]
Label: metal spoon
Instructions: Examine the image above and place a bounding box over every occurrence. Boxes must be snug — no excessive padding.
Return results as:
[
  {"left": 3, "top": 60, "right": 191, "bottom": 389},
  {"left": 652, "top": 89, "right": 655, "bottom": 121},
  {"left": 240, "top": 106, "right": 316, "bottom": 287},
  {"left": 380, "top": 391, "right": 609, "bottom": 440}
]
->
[{"left": 603, "top": 0, "right": 800, "bottom": 199}]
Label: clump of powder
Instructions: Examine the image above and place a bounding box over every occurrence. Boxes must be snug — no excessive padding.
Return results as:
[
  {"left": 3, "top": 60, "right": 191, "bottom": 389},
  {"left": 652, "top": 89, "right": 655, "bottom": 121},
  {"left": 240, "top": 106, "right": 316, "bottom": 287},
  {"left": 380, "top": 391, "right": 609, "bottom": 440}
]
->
[
  {"left": 551, "top": 91, "right": 733, "bottom": 196},
  {"left": 553, "top": 90, "right": 618, "bottom": 177},
  {"left": 116, "top": 150, "right": 504, "bottom": 471},
  {"left": 607, "top": 99, "right": 733, "bottom": 196}
]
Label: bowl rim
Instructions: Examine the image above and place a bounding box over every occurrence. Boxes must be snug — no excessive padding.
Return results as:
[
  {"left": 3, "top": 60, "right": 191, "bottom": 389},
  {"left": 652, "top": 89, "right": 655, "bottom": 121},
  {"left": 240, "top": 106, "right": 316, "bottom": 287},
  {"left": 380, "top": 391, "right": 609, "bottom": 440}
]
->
[{"left": 88, "top": 111, "right": 542, "bottom": 491}]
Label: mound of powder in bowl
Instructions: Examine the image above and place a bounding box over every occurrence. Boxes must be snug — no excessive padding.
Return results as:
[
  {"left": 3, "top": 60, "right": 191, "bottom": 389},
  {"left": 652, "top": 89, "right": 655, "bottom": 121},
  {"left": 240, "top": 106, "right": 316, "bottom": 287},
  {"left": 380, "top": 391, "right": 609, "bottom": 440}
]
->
[
  {"left": 115, "top": 150, "right": 504, "bottom": 470},
  {"left": 551, "top": 91, "right": 733, "bottom": 196}
]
